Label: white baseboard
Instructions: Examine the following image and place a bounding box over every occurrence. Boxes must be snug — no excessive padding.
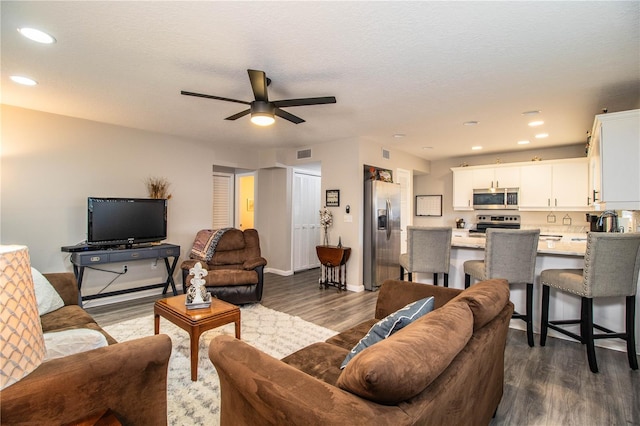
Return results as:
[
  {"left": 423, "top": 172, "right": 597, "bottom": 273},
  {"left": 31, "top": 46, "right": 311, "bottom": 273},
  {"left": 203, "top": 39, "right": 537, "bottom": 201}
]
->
[{"left": 265, "top": 267, "right": 293, "bottom": 276}]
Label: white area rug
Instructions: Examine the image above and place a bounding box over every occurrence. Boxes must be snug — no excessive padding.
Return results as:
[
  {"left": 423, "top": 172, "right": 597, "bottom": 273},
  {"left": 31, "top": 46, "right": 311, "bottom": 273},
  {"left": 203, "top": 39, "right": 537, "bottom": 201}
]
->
[{"left": 103, "top": 304, "right": 337, "bottom": 425}]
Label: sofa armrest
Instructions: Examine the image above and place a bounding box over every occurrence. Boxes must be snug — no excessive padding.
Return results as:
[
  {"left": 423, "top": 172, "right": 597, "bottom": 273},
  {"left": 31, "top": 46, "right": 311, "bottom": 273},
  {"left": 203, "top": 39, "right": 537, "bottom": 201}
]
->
[
  {"left": 375, "top": 280, "right": 462, "bottom": 319},
  {"left": 43, "top": 272, "right": 79, "bottom": 306},
  {"left": 243, "top": 256, "right": 267, "bottom": 270},
  {"left": 209, "top": 335, "right": 408, "bottom": 425},
  {"left": 0, "top": 334, "right": 172, "bottom": 426}
]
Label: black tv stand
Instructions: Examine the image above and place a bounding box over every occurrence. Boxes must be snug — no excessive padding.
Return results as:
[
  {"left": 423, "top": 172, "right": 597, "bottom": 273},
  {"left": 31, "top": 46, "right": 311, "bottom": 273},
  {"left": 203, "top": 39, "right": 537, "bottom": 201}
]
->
[{"left": 65, "top": 243, "right": 180, "bottom": 305}]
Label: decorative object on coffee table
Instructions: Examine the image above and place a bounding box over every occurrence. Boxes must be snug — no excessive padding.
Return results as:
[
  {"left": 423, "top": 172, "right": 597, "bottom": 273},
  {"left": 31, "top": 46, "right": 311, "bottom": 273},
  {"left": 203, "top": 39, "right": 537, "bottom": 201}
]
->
[{"left": 186, "top": 262, "right": 211, "bottom": 309}]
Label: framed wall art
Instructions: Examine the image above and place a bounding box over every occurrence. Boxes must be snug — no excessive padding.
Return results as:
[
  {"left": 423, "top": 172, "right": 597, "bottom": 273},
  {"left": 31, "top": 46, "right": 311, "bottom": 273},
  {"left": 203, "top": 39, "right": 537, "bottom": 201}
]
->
[{"left": 326, "top": 189, "right": 340, "bottom": 207}]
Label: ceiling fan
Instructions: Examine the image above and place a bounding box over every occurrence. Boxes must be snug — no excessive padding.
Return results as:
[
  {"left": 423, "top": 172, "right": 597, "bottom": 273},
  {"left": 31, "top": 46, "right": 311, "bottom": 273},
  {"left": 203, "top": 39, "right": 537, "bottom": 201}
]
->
[{"left": 181, "top": 69, "right": 337, "bottom": 126}]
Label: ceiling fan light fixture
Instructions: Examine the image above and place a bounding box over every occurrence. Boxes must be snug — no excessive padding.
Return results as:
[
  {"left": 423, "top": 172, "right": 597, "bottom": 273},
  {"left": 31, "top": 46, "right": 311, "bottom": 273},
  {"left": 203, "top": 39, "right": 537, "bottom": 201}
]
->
[
  {"left": 250, "top": 101, "right": 275, "bottom": 126},
  {"left": 250, "top": 113, "right": 275, "bottom": 126}
]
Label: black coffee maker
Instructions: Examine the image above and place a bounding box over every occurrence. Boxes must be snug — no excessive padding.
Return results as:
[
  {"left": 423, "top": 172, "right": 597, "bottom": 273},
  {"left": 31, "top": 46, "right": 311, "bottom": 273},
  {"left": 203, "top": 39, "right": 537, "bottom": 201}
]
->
[{"left": 586, "top": 211, "right": 620, "bottom": 232}]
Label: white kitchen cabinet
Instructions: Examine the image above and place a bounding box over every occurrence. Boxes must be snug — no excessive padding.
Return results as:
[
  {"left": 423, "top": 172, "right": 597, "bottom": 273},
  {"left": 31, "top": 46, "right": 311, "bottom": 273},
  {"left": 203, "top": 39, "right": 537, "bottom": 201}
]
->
[
  {"left": 589, "top": 109, "right": 640, "bottom": 210},
  {"left": 473, "top": 166, "right": 520, "bottom": 189},
  {"left": 452, "top": 168, "right": 474, "bottom": 210},
  {"left": 520, "top": 164, "right": 553, "bottom": 208},
  {"left": 453, "top": 158, "right": 587, "bottom": 211},
  {"left": 519, "top": 159, "right": 589, "bottom": 210}
]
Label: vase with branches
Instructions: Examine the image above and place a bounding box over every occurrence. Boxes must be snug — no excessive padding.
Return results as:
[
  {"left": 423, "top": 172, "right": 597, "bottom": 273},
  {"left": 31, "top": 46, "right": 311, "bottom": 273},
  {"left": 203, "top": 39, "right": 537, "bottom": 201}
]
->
[
  {"left": 145, "top": 177, "right": 172, "bottom": 199},
  {"left": 319, "top": 206, "right": 333, "bottom": 246}
]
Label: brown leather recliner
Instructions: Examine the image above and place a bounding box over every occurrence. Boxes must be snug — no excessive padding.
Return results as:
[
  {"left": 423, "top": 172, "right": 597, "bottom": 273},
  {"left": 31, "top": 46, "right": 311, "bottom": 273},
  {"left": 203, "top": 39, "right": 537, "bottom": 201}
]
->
[{"left": 180, "top": 228, "right": 267, "bottom": 305}]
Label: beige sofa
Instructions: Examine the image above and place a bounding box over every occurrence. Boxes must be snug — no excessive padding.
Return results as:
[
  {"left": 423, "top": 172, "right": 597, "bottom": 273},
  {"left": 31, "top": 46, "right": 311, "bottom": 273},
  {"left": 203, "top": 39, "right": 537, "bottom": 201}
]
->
[
  {"left": 0, "top": 273, "right": 172, "bottom": 425},
  {"left": 209, "top": 278, "right": 513, "bottom": 425}
]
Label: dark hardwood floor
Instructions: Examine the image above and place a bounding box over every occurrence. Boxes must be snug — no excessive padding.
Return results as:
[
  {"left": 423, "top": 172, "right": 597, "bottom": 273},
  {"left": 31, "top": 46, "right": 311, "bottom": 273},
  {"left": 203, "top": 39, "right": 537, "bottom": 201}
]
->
[{"left": 89, "top": 268, "right": 639, "bottom": 425}]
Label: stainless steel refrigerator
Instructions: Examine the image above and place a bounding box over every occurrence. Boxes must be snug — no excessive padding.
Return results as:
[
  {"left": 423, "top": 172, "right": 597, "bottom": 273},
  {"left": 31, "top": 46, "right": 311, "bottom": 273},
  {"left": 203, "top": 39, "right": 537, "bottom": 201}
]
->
[{"left": 364, "top": 180, "right": 401, "bottom": 291}]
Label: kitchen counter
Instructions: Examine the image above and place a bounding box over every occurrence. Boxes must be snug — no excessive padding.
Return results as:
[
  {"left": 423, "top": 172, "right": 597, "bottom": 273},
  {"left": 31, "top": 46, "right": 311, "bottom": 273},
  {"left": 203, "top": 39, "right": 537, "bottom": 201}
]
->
[{"left": 451, "top": 235, "right": 586, "bottom": 257}]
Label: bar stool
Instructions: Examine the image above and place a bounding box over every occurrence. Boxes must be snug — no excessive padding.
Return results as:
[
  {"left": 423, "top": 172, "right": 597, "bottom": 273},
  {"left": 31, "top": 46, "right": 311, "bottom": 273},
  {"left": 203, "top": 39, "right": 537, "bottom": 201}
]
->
[
  {"left": 464, "top": 228, "right": 540, "bottom": 347},
  {"left": 399, "top": 226, "right": 452, "bottom": 287},
  {"left": 540, "top": 233, "right": 640, "bottom": 373}
]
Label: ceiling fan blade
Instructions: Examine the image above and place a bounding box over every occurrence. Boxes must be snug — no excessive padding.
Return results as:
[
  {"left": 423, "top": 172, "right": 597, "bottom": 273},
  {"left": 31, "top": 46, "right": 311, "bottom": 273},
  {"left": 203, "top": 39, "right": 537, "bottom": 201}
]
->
[
  {"left": 181, "top": 91, "right": 250, "bottom": 105},
  {"left": 272, "top": 96, "right": 337, "bottom": 108},
  {"left": 274, "top": 108, "right": 305, "bottom": 124},
  {"left": 225, "top": 109, "right": 251, "bottom": 121},
  {"left": 247, "top": 69, "right": 269, "bottom": 102}
]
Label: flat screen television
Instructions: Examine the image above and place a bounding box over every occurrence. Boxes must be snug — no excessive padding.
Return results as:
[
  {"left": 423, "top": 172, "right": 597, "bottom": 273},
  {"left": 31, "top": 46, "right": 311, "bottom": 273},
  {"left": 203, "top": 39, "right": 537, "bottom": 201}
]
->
[{"left": 87, "top": 197, "right": 167, "bottom": 247}]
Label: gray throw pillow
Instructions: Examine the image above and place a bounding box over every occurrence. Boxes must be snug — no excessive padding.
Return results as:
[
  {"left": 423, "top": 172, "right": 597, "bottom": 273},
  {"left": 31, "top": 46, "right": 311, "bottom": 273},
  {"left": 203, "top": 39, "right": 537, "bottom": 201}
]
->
[{"left": 341, "top": 296, "right": 435, "bottom": 369}]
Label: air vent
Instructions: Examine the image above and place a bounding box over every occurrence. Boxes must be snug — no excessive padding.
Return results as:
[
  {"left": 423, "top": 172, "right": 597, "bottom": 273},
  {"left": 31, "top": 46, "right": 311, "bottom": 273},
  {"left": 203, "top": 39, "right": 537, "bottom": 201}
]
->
[
  {"left": 297, "top": 149, "right": 312, "bottom": 160},
  {"left": 382, "top": 148, "right": 391, "bottom": 160}
]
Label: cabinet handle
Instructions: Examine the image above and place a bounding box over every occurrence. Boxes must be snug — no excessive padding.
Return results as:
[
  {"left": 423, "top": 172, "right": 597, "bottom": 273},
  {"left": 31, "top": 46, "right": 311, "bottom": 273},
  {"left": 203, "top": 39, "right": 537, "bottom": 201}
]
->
[
  {"left": 548, "top": 198, "right": 551, "bottom": 207},
  {"left": 496, "top": 180, "right": 499, "bottom": 188},
  {"left": 593, "top": 190, "right": 599, "bottom": 202},
  {"left": 555, "top": 198, "right": 558, "bottom": 207},
  {"left": 587, "top": 196, "right": 591, "bottom": 205}
]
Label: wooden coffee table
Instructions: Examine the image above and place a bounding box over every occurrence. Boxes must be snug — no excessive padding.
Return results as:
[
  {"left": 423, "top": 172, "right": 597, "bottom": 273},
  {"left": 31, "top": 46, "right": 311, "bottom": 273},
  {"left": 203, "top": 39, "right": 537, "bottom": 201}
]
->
[{"left": 154, "top": 294, "right": 240, "bottom": 381}]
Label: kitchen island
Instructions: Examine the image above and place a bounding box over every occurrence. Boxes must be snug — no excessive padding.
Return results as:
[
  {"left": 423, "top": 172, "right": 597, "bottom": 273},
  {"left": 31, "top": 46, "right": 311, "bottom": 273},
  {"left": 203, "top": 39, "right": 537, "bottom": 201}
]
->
[{"left": 409, "top": 231, "right": 636, "bottom": 353}]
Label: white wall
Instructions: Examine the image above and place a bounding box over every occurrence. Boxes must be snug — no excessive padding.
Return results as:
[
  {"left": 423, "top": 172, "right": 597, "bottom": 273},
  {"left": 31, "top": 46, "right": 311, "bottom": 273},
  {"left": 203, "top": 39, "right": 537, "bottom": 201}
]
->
[{"left": 0, "top": 105, "right": 258, "bottom": 303}]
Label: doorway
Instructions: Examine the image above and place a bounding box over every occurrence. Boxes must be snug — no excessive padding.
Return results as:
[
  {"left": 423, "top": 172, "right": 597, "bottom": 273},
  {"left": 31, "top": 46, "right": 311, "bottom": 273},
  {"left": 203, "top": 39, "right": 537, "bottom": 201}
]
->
[{"left": 236, "top": 173, "right": 255, "bottom": 230}]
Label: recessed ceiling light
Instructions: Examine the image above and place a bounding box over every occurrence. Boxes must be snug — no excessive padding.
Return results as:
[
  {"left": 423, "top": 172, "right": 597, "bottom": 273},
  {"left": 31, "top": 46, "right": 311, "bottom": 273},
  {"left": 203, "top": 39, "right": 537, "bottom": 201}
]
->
[
  {"left": 10, "top": 75, "right": 38, "bottom": 86},
  {"left": 535, "top": 133, "right": 549, "bottom": 139},
  {"left": 422, "top": 146, "right": 433, "bottom": 150},
  {"left": 471, "top": 146, "right": 483, "bottom": 150},
  {"left": 393, "top": 133, "right": 406, "bottom": 138},
  {"left": 518, "top": 140, "right": 530, "bottom": 145},
  {"left": 522, "top": 110, "right": 541, "bottom": 116},
  {"left": 17, "top": 27, "right": 56, "bottom": 44},
  {"left": 463, "top": 121, "right": 479, "bottom": 126},
  {"left": 528, "top": 120, "right": 544, "bottom": 127}
]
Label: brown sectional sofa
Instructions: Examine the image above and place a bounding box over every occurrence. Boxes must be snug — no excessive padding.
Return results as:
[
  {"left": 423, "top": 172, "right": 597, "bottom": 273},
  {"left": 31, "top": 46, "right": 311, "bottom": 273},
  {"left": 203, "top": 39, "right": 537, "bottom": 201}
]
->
[
  {"left": 0, "top": 273, "right": 172, "bottom": 425},
  {"left": 209, "top": 278, "right": 513, "bottom": 425}
]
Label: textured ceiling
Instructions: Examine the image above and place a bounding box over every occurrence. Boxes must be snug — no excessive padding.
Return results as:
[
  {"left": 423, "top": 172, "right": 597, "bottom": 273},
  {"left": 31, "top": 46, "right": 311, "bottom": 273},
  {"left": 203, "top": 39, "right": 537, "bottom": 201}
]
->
[{"left": 2, "top": 1, "right": 639, "bottom": 161}]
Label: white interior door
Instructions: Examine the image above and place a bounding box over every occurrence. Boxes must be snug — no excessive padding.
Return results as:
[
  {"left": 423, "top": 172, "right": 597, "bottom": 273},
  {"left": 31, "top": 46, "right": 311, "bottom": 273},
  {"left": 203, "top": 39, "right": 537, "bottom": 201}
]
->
[
  {"left": 235, "top": 172, "right": 255, "bottom": 230},
  {"left": 292, "top": 171, "right": 321, "bottom": 271},
  {"left": 396, "top": 168, "right": 412, "bottom": 254}
]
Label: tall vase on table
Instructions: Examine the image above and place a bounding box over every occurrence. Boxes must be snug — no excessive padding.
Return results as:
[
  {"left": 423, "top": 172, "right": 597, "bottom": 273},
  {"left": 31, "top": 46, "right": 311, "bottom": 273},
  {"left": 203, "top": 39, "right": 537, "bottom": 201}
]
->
[{"left": 319, "top": 206, "right": 333, "bottom": 246}]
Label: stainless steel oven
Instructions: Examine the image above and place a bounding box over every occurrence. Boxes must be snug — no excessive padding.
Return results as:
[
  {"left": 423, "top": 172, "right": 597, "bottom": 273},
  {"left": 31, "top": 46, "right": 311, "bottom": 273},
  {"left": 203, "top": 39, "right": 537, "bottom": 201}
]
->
[
  {"left": 473, "top": 188, "right": 519, "bottom": 210},
  {"left": 469, "top": 214, "right": 521, "bottom": 235}
]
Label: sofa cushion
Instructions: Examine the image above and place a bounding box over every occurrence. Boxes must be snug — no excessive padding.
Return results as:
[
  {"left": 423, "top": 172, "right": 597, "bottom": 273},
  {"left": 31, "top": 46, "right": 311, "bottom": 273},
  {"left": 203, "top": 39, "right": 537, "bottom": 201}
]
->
[
  {"left": 325, "top": 319, "right": 378, "bottom": 351},
  {"left": 32, "top": 268, "right": 65, "bottom": 315},
  {"left": 282, "top": 342, "right": 349, "bottom": 386},
  {"left": 43, "top": 328, "right": 108, "bottom": 361},
  {"left": 340, "top": 296, "right": 434, "bottom": 369},
  {"left": 449, "top": 278, "right": 510, "bottom": 330},
  {"left": 336, "top": 301, "right": 473, "bottom": 405},
  {"left": 204, "top": 269, "right": 259, "bottom": 286}
]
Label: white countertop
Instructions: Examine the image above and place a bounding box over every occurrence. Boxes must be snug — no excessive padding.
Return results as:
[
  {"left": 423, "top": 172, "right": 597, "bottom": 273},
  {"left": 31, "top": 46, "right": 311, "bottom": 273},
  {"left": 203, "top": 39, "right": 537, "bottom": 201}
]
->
[{"left": 451, "top": 231, "right": 587, "bottom": 257}]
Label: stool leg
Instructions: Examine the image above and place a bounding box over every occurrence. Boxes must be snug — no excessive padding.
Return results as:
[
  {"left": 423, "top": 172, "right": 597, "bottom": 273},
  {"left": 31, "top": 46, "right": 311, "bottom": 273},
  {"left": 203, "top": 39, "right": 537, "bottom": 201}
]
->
[
  {"left": 433, "top": 273, "right": 438, "bottom": 286},
  {"left": 400, "top": 266, "right": 405, "bottom": 281},
  {"left": 408, "top": 272, "right": 413, "bottom": 282},
  {"left": 540, "top": 285, "right": 550, "bottom": 346},
  {"left": 526, "top": 282, "right": 534, "bottom": 347},
  {"left": 464, "top": 274, "right": 471, "bottom": 289},
  {"left": 626, "top": 296, "right": 638, "bottom": 370},
  {"left": 582, "top": 297, "right": 598, "bottom": 373},
  {"left": 444, "top": 273, "right": 449, "bottom": 288}
]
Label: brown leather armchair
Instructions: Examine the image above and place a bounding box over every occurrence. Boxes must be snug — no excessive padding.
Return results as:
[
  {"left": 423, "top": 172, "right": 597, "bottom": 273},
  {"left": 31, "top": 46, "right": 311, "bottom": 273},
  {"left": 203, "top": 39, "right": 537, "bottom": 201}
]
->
[{"left": 181, "top": 228, "right": 267, "bottom": 305}]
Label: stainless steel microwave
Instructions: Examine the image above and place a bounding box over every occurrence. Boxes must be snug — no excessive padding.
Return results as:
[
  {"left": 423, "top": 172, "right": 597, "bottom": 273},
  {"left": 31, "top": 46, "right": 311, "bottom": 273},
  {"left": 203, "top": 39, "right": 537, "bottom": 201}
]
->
[{"left": 473, "top": 188, "right": 519, "bottom": 210}]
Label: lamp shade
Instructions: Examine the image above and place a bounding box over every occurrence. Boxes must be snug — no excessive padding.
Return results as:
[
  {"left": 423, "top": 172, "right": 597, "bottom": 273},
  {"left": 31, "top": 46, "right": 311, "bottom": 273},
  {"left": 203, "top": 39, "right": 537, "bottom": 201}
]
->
[{"left": 0, "top": 245, "right": 46, "bottom": 390}]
